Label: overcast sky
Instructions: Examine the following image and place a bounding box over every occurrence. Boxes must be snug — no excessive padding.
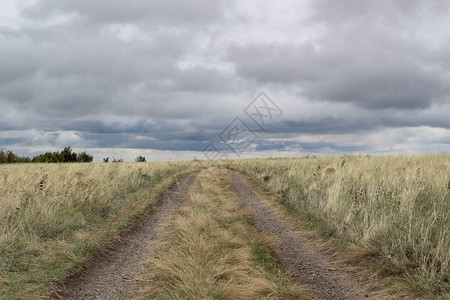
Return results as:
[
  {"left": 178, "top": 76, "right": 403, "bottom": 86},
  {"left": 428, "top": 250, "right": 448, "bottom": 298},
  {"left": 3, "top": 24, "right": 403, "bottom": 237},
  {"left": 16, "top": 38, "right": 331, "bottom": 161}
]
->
[{"left": 0, "top": 0, "right": 449, "bottom": 161}]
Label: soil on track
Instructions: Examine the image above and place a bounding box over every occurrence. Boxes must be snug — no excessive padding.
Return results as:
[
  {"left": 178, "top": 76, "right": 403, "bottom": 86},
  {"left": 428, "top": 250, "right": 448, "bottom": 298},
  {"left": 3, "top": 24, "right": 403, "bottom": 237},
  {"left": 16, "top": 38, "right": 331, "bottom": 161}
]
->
[
  {"left": 54, "top": 173, "right": 197, "bottom": 300},
  {"left": 229, "top": 170, "right": 365, "bottom": 300}
]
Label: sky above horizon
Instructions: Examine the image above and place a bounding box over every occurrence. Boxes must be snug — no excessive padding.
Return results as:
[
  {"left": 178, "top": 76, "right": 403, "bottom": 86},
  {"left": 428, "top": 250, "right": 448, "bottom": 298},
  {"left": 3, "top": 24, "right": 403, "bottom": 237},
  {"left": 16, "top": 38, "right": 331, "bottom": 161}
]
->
[{"left": 1, "top": 0, "right": 449, "bottom": 161}]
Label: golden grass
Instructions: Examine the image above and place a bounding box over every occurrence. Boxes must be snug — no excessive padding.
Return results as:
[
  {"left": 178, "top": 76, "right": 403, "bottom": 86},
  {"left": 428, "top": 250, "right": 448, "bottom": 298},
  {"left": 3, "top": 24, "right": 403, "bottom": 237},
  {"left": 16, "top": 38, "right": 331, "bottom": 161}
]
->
[
  {"left": 0, "top": 161, "right": 197, "bottom": 299},
  {"left": 228, "top": 154, "right": 450, "bottom": 297},
  {"left": 1, "top": 154, "right": 447, "bottom": 298},
  {"left": 234, "top": 171, "right": 422, "bottom": 299},
  {"left": 139, "top": 168, "right": 308, "bottom": 300}
]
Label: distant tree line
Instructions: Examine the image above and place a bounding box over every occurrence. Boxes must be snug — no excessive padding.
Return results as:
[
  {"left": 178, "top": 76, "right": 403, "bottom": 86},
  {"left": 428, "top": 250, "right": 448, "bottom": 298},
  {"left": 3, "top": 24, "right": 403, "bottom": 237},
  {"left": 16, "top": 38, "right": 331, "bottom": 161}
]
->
[{"left": 0, "top": 147, "right": 93, "bottom": 164}]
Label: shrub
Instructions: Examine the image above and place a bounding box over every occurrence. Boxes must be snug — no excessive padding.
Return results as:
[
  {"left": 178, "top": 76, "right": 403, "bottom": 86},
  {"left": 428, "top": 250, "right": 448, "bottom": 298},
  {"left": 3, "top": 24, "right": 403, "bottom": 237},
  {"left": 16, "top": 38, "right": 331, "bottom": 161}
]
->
[{"left": 135, "top": 156, "right": 146, "bottom": 162}]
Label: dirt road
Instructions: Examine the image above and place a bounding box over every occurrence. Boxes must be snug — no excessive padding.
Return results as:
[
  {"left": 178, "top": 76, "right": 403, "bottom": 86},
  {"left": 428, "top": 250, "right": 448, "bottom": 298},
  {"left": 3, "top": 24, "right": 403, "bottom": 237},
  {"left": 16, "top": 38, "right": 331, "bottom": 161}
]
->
[
  {"left": 54, "top": 173, "right": 197, "bottom": 300},
  {"left": 228, "top": 170, "right": 365, "bottom": 300},
  {"left": 53, "top": 168, "right": 408, "bottom": 299}
]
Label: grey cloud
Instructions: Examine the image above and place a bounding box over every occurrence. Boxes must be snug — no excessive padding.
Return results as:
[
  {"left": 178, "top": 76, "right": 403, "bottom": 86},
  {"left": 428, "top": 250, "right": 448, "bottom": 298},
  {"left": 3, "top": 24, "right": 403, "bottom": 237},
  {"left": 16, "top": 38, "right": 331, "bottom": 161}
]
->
[
  {"left": 0, "top": 0, "right": 229, "bottom": 121},
  {"left": 310, "top": 0, "right": 450, "bottom": 25},
  {"left": 227, "top": 0, "right": 450, "bottom": 111},
  {"left": 0, "top": 28, "right": 222, "bottom": 120},
  {"left": 281, "top": 115, "right": 448, "bottom": 136},
  {"left": 252, "top": 139, "right": 371, "bottom": 153},
  {"left": 1, "top": 1, "right": 449, "bottom": 158},
  {"left": 0, "top": 36, "right": 41, "bottom": 84},
  {"left": 228, "top": 39, "right": 450, "bottom": 110},
  {"left": 174, "top": 67, "right": 237, "bottom": 92},
  {"left": 24, "top": 0, "right": 226, "bottom": 26}
]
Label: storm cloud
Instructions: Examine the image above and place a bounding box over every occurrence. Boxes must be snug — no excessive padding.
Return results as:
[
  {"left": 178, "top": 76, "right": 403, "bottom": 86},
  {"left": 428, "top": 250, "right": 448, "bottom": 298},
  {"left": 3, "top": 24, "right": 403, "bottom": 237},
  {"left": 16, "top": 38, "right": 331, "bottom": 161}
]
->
[{"left": 0, "top": 0, "right": 449, "bottom": 161}]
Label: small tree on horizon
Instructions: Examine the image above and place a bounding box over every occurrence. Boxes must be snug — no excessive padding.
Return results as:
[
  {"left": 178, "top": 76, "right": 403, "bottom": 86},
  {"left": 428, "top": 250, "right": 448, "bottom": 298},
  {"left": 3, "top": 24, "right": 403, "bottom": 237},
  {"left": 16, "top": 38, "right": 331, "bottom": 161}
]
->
[
  {"left": 60, "top": 147, "right": 77, "bottom": 162},
  {"left": 135, "top": 156, "right": 146, "bottom": 162},
  {"left": 77, "top": 152, "right": 93, "bottom": 163}
]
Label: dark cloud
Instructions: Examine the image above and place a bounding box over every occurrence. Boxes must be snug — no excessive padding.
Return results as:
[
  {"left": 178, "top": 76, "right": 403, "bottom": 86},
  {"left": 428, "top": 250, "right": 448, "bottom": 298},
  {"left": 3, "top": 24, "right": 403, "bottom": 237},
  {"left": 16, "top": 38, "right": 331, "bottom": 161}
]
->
[
  {"left": 227, "top": 0, "right": 450, "bottom": 111},
  {"left": 0, "top": 0, "right": 449, "bottom": 159},
  {"left": 280, "top": 111, "right": 450, "bottom": 136},
  {"left": 24, "top": 0, "right": 226, "bottom": 26},
  {"left": 228, "top": 38, "right": 450, "bottom": 110}
]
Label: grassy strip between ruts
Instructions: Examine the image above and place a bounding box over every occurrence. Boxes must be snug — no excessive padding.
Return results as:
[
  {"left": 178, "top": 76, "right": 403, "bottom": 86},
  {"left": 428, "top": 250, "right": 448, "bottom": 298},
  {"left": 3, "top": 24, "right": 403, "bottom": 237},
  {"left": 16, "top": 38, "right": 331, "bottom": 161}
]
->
[
  {"left": 0, "top": 162, "right": 198, "bottom": 299},
  {"left": 138, "top": 167, "right": 309, "bottom": 300}
]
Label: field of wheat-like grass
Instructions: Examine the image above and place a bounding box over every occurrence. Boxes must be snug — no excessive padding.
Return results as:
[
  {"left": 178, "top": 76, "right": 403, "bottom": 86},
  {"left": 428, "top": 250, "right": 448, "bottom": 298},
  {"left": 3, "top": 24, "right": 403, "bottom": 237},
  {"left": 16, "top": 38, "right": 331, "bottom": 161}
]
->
[
  {"left": 0, "top": 162, "right": 195, "bottom": 299},
  {"left": 229, "top": 154, "right": 450, "bottom": 295},
  {"left": 0, "top": 155, "right": 448, "bottom": 298}
]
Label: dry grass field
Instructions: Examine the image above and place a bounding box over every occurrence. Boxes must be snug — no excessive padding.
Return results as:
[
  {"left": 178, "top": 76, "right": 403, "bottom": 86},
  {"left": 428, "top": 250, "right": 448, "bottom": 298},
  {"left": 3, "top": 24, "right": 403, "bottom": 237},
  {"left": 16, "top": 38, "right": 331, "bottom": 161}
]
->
[
  {"left": 228, "top": 154, "right": 450, "bottom": 297},
  {"left": 0, "top": 154, "right": 448, "bottom": 299},
  {"left": 0, "top": 162, "right": 197, "bottom": 299}
]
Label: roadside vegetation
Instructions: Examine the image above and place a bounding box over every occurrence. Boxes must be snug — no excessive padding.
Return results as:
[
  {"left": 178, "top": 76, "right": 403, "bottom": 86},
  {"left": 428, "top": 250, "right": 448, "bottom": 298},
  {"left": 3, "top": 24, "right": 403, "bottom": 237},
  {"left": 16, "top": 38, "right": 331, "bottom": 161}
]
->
[
  {"left": 228, "top": 154, "right": 450, "bottom": 297},
  {"left": 0, "top": 161, "right": 196, "bottom": 299},
  {"left": 139, "top": 168, "right": 307, "bottom": 299}
]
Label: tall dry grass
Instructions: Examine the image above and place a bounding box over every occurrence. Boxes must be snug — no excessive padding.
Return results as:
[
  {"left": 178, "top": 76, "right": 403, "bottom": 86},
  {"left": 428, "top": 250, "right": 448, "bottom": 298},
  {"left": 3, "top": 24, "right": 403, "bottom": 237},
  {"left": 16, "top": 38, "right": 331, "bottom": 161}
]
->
[
  {"left": 229, "top": 154, "right": 450, "bottom": 296},
  {"left": 0, "top": 161, "right": 195, "bottom": 299},
  {"left": 140, "top": 168, "right": 306, "bottom": 299}
]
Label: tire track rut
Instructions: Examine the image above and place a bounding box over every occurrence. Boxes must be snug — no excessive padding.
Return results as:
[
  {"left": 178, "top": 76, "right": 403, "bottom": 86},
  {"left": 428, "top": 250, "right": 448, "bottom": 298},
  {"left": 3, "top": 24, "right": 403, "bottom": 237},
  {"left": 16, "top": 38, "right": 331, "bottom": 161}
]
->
[
  {"left": 55, "top": 173, "right": 197, "bottom": 300},
  {"left": 229, "top": 170, "right": 365, "bottom": 300}
]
